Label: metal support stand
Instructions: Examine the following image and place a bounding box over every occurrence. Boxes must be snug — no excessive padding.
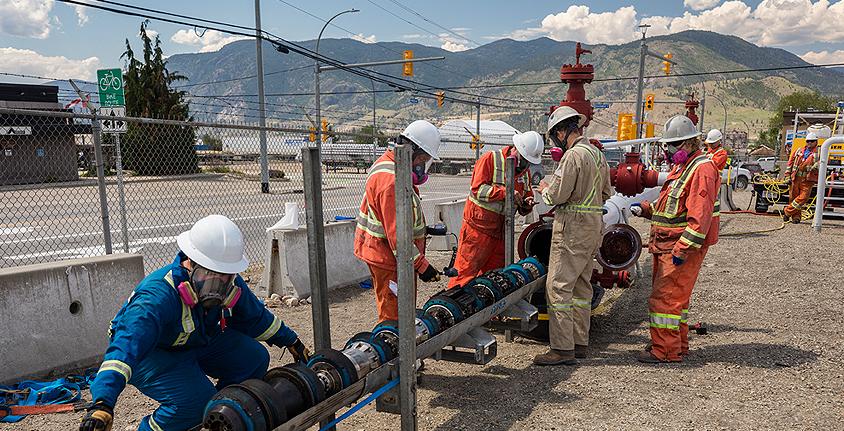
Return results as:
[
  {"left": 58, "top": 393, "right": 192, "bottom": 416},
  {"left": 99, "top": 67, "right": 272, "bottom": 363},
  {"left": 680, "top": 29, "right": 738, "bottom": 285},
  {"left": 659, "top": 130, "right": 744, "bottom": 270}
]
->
[
  {"left": 91, "top": 112, "right": 113, "bottom": 254},
  {"left": 434, "top": 328, "right": 497, "bottom": 365},
  {"left": 504, "top": 157, "right": 515, "bottom": 266},
  {"left": 393, "top": 144, "right": 417, "bottom": 431},
  {"left": 302, "top": 147, "right": 331, "bottom": 350},
  {"left": 114, "top": 134, "right": 129, "bottom": 253}
]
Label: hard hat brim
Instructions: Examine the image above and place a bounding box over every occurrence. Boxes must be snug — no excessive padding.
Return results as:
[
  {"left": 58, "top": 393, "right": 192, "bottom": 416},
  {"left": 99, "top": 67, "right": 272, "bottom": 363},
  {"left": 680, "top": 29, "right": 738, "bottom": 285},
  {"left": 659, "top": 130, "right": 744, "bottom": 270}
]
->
[
  {"left": 704, "top": 138, "right": 721, "bottom": 144},
  {"left": 659, "top": 131, "right": 701, "bottom": 144},
  {"left": 177, "top": 231, "right": 249, "bottom": 274}
]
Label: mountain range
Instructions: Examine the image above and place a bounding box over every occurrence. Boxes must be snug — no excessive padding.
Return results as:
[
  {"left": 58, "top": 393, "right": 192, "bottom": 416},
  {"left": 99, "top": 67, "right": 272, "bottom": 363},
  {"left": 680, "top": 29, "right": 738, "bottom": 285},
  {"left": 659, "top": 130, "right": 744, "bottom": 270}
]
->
[{"left": 158, "top": 30, "right": 843, "bottom": 138}]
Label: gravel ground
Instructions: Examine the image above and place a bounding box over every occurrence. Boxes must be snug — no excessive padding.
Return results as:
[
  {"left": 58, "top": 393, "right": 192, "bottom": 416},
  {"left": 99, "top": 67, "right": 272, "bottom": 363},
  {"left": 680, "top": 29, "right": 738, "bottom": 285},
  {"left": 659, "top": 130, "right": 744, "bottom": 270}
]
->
[{"left": 6, "top": 191, "right": 844, "bottom": 431}]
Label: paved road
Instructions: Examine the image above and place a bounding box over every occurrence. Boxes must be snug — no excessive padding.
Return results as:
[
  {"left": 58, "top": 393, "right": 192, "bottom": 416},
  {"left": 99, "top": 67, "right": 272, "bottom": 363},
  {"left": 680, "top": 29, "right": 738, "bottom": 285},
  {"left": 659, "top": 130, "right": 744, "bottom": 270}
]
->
[{"left": 1, "top": 173, "right": 472, "bottom": 270}]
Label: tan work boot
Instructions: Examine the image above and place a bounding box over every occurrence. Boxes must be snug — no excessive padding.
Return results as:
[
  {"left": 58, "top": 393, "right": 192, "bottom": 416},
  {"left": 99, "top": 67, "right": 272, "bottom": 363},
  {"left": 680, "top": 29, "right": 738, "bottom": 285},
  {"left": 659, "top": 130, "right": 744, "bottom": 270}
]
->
[
  {"left": 574, "top": 344, "right": 589, "bottom": 359},
  {"left": 533, "top": 349, "right": 578, "bottom": 366}
]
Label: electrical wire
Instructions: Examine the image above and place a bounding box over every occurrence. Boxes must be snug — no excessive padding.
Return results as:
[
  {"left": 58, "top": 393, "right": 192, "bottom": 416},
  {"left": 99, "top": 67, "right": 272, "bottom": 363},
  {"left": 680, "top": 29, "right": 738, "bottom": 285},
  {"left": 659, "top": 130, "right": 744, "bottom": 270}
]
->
[{"left": 383, "top": 0, "right": 481, "bottom": 47}]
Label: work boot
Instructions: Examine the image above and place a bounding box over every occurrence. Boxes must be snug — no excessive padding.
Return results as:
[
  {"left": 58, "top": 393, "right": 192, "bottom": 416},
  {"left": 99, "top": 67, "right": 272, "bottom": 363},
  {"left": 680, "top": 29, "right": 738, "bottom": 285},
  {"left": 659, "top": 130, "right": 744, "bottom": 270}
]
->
[
  {"left": 533, "top": 349, "right": 578, "bottom": 366},
  {"left": 782, "top": 213, "right": 790, "bottom": 222},
  {"left": 636, "top": 350, "right": 681, "bottom": 364},
  {"left": 574, "top": 344, "right": 589, "bottom": 359},
  {"left": 791, "top": 218, "right": 801, "bottom": 224}
]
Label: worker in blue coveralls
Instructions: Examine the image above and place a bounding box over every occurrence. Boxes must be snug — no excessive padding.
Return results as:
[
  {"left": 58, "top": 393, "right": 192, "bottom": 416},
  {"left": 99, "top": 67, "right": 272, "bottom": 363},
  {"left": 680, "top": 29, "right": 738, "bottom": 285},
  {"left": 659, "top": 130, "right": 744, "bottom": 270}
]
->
[{"left": 79, "top": 215, "right": 310, "bottom": 431}]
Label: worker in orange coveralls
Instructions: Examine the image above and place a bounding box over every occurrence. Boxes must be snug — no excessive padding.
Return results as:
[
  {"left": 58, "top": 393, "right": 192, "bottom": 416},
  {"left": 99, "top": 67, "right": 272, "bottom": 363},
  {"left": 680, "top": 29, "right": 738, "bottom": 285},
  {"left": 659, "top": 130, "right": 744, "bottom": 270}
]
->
[
  {"left": 704, "top": 129, "right": 728, "bottom": 170},
  {"left": 354, "top": 120, "right": 443, "bottom": 322},
  {"left": 630, "top": 115, "right": 720, "bottom": 363},
  {"left": 783, "top": 132, "right": 820, "bottom": 224},
  {"left": 447, "top": 131, "right": 545, "bottom": 289}
]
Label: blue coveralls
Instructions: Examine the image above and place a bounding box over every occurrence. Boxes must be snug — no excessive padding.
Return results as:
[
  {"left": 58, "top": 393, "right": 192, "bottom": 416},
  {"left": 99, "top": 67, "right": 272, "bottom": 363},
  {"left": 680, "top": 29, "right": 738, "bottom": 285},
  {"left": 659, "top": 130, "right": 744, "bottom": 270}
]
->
[{"left": 89, "top": 253, "right": 298, "bottom": 431}]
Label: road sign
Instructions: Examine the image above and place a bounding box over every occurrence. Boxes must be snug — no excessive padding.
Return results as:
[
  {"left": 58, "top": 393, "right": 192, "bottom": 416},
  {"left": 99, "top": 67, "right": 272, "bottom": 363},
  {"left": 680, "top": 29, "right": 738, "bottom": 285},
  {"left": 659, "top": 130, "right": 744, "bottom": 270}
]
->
[
  {"left": 0, "top": 126, "right": 32, "bottom": 135},
  {"left": 97, "top": 68, "right": 125, "bottom": 107},
  {"left": 100, "top": 106, "right": 127, "bottom": 133},
  {"left": 593, "top": 102, "right": 609, "bottom": 109},
  {"left": 409, "top": 98, "right": 419, "bottom": 104}
]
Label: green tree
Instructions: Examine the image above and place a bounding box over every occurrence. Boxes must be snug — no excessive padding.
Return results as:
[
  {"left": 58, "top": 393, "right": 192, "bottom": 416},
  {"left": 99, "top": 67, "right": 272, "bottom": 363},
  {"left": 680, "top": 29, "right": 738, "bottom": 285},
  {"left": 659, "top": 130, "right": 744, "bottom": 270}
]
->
[
  {"left": 353, "top": 125, "right": 388, "bottom": 146},
  {"left": 120, "top": 21, "right": 198, "bottom": 175},
  {"left": 758, "top": 91, "right": 836, "bottom": 152}
]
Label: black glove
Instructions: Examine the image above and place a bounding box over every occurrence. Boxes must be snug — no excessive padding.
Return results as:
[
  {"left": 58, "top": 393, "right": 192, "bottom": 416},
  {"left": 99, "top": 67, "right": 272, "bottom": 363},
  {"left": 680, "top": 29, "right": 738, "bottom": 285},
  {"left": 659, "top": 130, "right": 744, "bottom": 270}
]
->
[
  {"left": 79, "top": 402, "right": 113, "bottom": 431},
  {"left": 287, "top": 338, "right": 311, "bottom": 364},
  {"left": 419, "top": 265, "right": 441, "bottom": 282}
]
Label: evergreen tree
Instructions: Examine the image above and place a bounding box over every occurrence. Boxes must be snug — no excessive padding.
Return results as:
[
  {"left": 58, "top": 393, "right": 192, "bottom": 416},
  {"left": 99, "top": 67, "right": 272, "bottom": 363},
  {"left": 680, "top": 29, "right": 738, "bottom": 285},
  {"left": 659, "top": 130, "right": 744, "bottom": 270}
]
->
[{"left": 120, "top": 21, "right": 198, "bottom": 175}]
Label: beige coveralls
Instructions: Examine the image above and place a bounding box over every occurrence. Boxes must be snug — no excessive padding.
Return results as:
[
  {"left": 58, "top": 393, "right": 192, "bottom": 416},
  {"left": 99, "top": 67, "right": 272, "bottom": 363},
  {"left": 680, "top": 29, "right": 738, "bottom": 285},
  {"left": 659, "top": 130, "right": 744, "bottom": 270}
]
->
[{"left": 542, "top": 136, "right": 612, "bottom": 351}]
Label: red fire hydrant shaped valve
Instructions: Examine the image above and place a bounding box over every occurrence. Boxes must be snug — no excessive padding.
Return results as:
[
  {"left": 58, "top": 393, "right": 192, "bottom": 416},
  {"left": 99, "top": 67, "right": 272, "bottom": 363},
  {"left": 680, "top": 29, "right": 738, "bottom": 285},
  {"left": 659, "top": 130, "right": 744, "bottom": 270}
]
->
[{"left": 610, "top": 152, "right": 659, "bottom": 196}]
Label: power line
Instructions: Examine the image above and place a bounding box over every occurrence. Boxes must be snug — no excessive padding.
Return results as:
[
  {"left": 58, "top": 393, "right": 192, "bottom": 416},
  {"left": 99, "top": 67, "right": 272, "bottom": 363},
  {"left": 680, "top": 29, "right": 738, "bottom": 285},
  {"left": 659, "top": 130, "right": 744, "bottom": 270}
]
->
[
  {"left": 383, "top": 0, "right": 481, "bottom": 47},
  {"left": 173, "top": 65, "right": 312, "bottom": 89}
]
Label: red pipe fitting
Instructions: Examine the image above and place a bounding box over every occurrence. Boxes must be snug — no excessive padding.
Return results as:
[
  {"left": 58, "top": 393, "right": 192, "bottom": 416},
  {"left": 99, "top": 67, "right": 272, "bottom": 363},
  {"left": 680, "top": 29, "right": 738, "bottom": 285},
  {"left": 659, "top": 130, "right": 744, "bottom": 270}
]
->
[{"left": 610, "top": 152, "right": 659, "bottom": 196}]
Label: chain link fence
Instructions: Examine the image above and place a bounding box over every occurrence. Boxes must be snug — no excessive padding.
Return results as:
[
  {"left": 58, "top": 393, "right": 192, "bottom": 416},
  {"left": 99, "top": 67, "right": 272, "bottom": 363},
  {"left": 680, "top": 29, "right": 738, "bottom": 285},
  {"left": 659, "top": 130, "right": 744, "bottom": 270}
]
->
[{"left": 0, "top": 107, "right": 521, "bottom": 272}]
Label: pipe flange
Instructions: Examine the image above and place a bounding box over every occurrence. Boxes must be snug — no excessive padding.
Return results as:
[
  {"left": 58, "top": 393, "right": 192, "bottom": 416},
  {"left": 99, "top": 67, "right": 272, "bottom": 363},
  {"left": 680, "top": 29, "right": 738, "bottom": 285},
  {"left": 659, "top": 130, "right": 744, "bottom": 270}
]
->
[
  {"left": 264, "top": 363, "right": 325, "bottom": 411},
  {"left": 307, "top": 348, "right": 360, "bottom": 395}
]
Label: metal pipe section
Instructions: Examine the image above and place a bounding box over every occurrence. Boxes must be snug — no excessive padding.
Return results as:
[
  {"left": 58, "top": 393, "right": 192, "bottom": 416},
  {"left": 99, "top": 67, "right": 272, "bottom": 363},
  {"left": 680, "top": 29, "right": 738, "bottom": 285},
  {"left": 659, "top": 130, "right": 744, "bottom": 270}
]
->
[
  {"left": 393, "top": 144, "right": 417, "bottom": 430},
  {"left": 600, "top": 137, "right": 661, "bottom": 150},
  {"left": 812, "top": 136, "right": 844, "bottom": 232},
  {"left": 504, "top": 157, "right": 515, "bottom": 266},
  {"left": 302, "top": 148, "right": 331, "bottom": 350}
]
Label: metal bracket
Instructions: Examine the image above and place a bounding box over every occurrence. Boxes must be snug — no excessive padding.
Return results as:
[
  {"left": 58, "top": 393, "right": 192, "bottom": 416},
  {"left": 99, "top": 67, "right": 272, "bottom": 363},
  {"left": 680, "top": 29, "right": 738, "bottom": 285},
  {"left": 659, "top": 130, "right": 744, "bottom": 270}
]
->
[
  {"left": 375, "top": 363, "right": 401, "bottom": 414},
  {"left": 484, "top": 299, "right": 539, "bottom": 337},
  {"left": 434, "top": 327, "right": 497, "bottom": 365}
]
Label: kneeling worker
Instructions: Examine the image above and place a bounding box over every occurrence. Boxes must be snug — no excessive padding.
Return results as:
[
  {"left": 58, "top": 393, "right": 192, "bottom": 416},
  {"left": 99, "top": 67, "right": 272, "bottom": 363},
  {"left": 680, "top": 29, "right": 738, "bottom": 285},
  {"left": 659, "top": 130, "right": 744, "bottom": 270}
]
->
[
  {"left": 354, "top": 120, "right": 443, "bottom": 322},
  {"left": 80, "top": 215, "right": 310, "bottom": 431},
  {"left": 447, "top": 131, "right": 544, "bottom": 289},
  {"left": 534, "top": 107, "right": 611, "bottom": 366},
  {"left": 631, "top": 115, "right": 720, "bottom": 363}
]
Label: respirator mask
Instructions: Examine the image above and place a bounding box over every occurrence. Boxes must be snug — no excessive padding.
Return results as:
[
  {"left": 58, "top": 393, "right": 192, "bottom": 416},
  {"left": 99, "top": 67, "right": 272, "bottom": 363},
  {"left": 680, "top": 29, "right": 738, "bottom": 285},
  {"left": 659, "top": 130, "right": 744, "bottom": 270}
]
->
[
  {"left": 412, "top": 159, "right": 433, "bottom": 185},
  {"left": 664, "top": 143, "right": 689, "bottom": 165},
  {"left": 185, "top": 265, "right": 239, "bottom": 309}
]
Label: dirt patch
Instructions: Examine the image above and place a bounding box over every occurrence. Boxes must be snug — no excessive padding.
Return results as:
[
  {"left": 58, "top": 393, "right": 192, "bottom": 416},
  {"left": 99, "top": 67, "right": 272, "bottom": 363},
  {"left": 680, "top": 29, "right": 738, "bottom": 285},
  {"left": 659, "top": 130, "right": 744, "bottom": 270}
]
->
[{"left": 7, "top": 191, "right": 844, "bottom": 430}]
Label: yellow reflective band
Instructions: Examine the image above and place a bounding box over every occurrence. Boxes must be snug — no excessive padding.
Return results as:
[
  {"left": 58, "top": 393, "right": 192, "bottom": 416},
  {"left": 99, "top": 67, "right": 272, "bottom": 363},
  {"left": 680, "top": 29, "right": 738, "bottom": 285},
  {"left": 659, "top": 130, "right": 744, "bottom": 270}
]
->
[
  {"left": 681, "top": 309, "right": 689, "bottom": 323},
  {"left": 491, "top": 150, "right": 505, "bottom": 185},
  {"left": 148, "top": 416, "right": 164, "bottom": 431},
  {"left": 572, "top": 297, "right": 591, "bottom": 309},
  {"left": 255, "top": 315, "right": 282, "bottom": 341},
  {"left": 548, "top": 303, "right": 573, "bottom": 311},
  {"left": 649, "top": 312, "right": 681, "bottom": 330},
  {"left": 99, "top": 360, "right": 132, "bottom": 382},
  {"left": 468, "top": 194, "right": 504, "bottom": 214},
  {"left": 164, "top": 270, "right": 195, "bottom": 347},
  {"left": 679, "top": 236, "right": 702, "bottom": 249},
  {"left": 558, "top": 203, "right": 603, "bottom": 214},
  {"left": 683, "top": 227, "right": 706, "bottom": 239},
  {"left": 475, "top": 184, "right": 495, "bottom": 202}
]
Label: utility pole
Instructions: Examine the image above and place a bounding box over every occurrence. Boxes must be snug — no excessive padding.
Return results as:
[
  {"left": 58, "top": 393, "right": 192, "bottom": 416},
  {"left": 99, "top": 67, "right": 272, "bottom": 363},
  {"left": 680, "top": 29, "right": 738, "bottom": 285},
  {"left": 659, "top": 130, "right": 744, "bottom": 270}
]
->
[
  {"left": 254, "top": 0, "right": 269, "bottom": 193},
  {"left": 634, "top": 25, "right": 649, "bottom": 139},
  {"left": 475, "top": 99, "right": 481, "bottom": 160}
]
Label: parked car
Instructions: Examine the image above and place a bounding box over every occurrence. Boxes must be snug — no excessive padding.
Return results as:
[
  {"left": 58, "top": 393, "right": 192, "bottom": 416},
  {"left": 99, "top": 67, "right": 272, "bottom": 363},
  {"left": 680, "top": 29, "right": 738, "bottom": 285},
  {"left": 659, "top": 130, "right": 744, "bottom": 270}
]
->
[
  {"left": 721, "top": 166, "right": 751, "bottom": 190},
  {"left": 756, "top": 157, "right": 777, "bottom": 172},
  {"left": 738, "top": 161, "right": 764, "bottom": 177}
]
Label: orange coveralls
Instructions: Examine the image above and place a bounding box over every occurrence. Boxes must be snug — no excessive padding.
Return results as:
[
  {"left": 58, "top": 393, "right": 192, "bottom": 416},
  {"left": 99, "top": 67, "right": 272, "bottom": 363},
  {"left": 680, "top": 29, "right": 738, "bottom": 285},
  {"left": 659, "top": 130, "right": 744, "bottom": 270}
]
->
[
  {"left": 783, "top": 146, "right": 819, "bottom": 221},
  {"left": 640, "top": 151, "right": 720, "bottom": 361},
  {"left": 706, "top": 146, "right": 728, "bottom": 171},
  {"left": 447, "top": 146, "right": 532, "bottom": 289},
  {"left": 354, "top": 151, "right": 430, "bottom": 322}
]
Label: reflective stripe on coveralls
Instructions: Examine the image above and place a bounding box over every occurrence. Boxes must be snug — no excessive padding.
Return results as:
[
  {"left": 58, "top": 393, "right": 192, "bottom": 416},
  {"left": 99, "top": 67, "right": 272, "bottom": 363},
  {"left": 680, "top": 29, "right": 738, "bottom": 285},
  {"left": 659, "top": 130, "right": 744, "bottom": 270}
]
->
[
  {"left": 649, "top": 312, "right": 681, "bottom": 330},
  {"left": 467, "top": 150, "right": 506, "bottom": 214},
  {"left": 651, "top": 155, "right": 720, "bottom": 249},
  {"left": 98, "top": 360, "right": 132, "bottom": 383},
  {"left": 163, "top": 270, "right": 194, "bottom": 347},
  {"left": 551, "top": 142, "right": 606, "bottom": 213}
]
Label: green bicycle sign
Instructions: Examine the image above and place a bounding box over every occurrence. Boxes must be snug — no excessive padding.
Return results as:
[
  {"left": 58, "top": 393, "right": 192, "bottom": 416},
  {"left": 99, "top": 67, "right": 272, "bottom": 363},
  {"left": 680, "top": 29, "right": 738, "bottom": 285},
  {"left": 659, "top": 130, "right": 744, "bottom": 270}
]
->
[{"left": 97, "top": 68, "right": 125, "bottom": 107}]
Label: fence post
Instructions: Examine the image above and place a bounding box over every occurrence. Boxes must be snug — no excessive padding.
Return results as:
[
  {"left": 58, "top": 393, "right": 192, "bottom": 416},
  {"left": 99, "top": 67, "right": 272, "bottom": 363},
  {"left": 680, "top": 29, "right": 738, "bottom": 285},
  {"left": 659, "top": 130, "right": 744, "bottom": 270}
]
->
[
  {"left": 394, "top": 143, "right": 418, "bottom": 431},
  {"left": 302, "top": 146, "right": 331, "bottom": 350},
  {"left": 91, "top": 111, "right": 113, "bottom": 254},
  {"left": 114, "top": 134, "right": 130, "bottom": 253}
]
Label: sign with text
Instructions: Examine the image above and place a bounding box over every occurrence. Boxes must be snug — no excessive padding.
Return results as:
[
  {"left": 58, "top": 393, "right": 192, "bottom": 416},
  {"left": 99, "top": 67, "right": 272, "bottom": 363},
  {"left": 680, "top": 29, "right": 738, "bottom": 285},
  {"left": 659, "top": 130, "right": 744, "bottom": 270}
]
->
[
  {"left": 100, "top": 106, "right": 127, "bottom": 133},
  {"left": 97, "top": 68, "right": 126, "bottom": 107}
]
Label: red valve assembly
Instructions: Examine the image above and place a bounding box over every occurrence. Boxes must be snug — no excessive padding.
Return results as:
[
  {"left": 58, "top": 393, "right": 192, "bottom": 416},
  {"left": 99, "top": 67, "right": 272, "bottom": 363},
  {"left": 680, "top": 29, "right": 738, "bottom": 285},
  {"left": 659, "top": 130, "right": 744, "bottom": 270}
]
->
[{"left": 610, "top": 152, "right": 660, "bottom": 197}]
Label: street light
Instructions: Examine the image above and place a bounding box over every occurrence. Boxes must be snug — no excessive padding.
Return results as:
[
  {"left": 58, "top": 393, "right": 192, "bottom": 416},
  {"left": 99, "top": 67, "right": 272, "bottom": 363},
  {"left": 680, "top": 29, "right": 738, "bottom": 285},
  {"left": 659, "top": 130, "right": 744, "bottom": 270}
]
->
[{"left": 314, "top": 8, "right": 359, "bottom": 147}]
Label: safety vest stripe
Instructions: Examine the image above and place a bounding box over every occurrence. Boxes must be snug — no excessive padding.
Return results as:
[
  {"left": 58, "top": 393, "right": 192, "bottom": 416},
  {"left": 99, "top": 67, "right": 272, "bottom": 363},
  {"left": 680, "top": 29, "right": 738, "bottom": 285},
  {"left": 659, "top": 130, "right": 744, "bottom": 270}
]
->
[
  {"left": 468, "top": 194, "right": 505, "bottom": 214},
  {"left": 681, "top": 309, "right": 689, "bottom": 324},
  {"left": 679, "top": 235, "right": 702, "bottom": 249},
  {"left": 572, "top": 297, "right": 591, "bottom": 309},
  {"left": 163, "top": 270, "right": 194, "bottom": 346},
  {"left": 98, "top": 360, "right": 132, "bottom": 382},
  {"left": 491, "top": 150, "right": 505, "bottom": 185},
  {"left": 475, "top": 184, "right": 495, "bottom": 202},
  {"left": 255, "top": 315, "right": 282, "bottom": 341},
  {"left": 548, "top": 303, "right": 573, "bottom": 311},
  {"left": 664, "top": 155, "right": 711, "bottom": 216},
  {"left": 148, "top": 416, "right": 164, "bottom": 431},
  {"left": 557, "top": 203, "right": 604, "bottom": 214},
  {"left": 683, "top": 226, "right": 707, "bottom": 239},
  {"left": 649, "top": 312, "right": 681, "bottom": 330},
  {"left": 368, "top": 161, "right": 396, "bottom": 175},
  {"left": 568, "top": 142, "right": 605, "bottom": 209}
]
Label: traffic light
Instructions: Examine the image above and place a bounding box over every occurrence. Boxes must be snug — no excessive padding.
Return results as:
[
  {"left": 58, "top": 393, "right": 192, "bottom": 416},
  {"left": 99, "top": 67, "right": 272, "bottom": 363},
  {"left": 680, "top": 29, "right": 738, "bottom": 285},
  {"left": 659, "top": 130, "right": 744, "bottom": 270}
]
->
[
  {"left": 662, "top": 53, "right": 672, "bottom": 76},
  {"left": 321, "top": 119, "right": 329, "bottom": 143},
  {"left": 436, "top": 91, "right": 445, "bottom": 108},
  {"left": 403, "top": 50, "right": 414, "bottom": 77},
  {"left": 645, "top": 94, "right": 655, "bottom": 111},
  {"left": 469, "top": 133, "right": 483, "bottom": 150},
  {"left": 617, "top": 113, "right": 636, "bottom": 141},
  {"left": 309, "top": 126, "right": 316, "bottom": 142}
]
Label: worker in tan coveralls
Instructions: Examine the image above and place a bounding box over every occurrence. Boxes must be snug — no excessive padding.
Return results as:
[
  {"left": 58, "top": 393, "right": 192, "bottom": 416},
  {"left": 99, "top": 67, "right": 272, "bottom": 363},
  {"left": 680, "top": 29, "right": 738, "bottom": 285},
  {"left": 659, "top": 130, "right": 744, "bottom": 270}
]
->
[{"left": 533, "top": 106, "right": 612, "bottom": 366}]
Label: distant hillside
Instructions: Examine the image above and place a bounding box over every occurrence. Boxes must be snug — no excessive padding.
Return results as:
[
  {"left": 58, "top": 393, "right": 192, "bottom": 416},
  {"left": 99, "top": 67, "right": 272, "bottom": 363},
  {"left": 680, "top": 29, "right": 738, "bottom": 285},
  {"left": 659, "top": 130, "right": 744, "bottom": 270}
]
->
[{"left": 159, "top": 30, "right": 842, "bottom": 138}]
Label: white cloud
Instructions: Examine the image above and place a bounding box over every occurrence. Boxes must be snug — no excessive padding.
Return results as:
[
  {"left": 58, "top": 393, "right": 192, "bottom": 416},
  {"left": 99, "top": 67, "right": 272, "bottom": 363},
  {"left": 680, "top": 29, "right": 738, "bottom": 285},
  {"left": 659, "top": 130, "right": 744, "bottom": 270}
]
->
[
  {"left": 171, "top": 29, "right": 249, "bottom": 53},
  {"left": 684, "top": 0, "right": 722, "bottom": 11},
  {"left": 0, "top": 0, "right": 54, "bottom": 39},
  {"left": 73, "top": 4, "right": 88, "bottom": 26},
  {"left": 508, "top": 1, "right": 844, "bottom": 47},
  {"left": 441, "top": 40, "right": 469, "bottom": 52},
  {"left": 351, "top": 33, "right": 377, "bottom": 44},
  {"left": 800, "top": 49, "right": 844, "bottom": 65},
  {"left": 0, "top": 47, "right": 100, "bottom": 80},
  {"left": 401, "top": 34, "right": 425, "bottom": 39}
]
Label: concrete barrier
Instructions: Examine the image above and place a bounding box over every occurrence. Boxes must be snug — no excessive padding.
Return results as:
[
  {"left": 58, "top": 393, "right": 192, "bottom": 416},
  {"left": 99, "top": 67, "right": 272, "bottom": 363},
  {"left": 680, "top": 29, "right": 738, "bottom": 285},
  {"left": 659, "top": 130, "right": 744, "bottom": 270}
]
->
[
  {"left": 429, "top": 199, "right": 466, "bottom": 251},
  {"left": 0, "top": 254, "right": 144, "bottom": 384},
  {"left": 260, "top": 220, "right": 370, "bottom": 298}
]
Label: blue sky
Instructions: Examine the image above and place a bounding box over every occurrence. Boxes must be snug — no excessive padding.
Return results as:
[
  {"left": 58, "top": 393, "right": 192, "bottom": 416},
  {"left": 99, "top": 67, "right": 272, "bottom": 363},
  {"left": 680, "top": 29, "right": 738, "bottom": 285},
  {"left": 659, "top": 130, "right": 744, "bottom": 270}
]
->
[{"left": 1, "top": 0, "right": 843, "bottom": 83}]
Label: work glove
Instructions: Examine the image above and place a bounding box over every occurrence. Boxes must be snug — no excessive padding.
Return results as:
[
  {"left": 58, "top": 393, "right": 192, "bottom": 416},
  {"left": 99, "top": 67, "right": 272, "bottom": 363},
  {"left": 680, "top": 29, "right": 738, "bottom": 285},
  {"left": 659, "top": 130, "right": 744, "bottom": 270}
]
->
[
  {"left": 672, "top": 255, "right": 685, "bottom": 266},
  {"left": 419, "top": 265, "right": 441, "bottom": 283},
  {"left": 287, "top": 338, "right": 311, "bottom": 364},
  {"left": 79, "top": 402, "right": 113, "bottom": 431},
  {"left": 630, "top": 203, "right": 643, "bottom": 217}
]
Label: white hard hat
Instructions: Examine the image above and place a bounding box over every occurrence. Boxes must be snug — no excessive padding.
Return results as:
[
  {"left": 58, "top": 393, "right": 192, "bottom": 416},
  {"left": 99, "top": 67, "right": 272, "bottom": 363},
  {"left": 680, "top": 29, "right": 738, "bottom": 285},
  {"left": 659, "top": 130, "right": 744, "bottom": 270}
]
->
[
  {"left": 705, "top": 129, "right": 723, "bottom": 144},
  {"left": 512, "top": 131, "right": 544, "bottom": 164},
  {"left": 660, "top": 115, "right": 701, "bottom": 144},
  {"left": 401, "top": 120, "right": 441, "bottom": 160},
  {"left": 177, "top": 215, "right": 249, "bottom": 274},
  {"left": 547, "top": 106, "right": 586, "bottom": 134},
  {"left": 806, "top": 131, "right": 819, "bottom": 141}
]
